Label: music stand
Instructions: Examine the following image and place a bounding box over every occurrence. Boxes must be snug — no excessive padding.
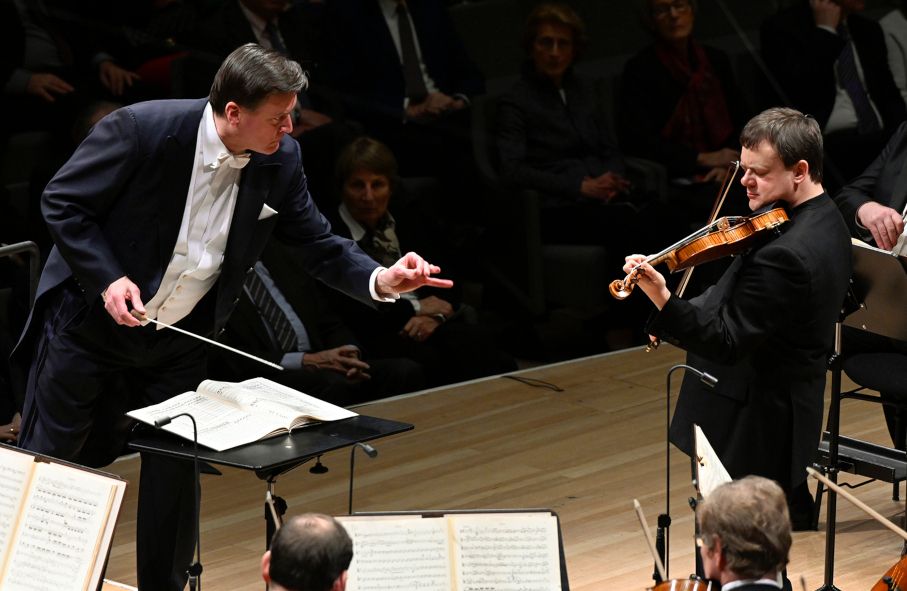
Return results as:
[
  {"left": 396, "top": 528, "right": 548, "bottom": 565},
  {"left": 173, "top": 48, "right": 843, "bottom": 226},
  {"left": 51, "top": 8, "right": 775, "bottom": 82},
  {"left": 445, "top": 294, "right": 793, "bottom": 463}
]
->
[
  {"left": 690, "top": 425, "right": 731, "bottom": 578},
  {"left": 343, "top": 509, "right": 571, "bottom": 591},
  {"left": 692, "top": 424, "right": 731, "bottom": 498},
  {"left": 129, "top": 414, "right": 413, "bottom": 548},
  {"left": 817, "top": 239, "right": 907, "bottom": 590}
]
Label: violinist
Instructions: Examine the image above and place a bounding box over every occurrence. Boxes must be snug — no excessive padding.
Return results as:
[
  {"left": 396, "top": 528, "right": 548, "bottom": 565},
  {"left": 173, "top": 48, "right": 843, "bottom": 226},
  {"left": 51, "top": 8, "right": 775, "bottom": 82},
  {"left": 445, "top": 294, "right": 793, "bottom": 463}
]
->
[
  {"left": 698, "top": 476, "right": 792, "bottom": 590},
  {"left": 623, "top": 107, "right": 851, "bottom": 529}
]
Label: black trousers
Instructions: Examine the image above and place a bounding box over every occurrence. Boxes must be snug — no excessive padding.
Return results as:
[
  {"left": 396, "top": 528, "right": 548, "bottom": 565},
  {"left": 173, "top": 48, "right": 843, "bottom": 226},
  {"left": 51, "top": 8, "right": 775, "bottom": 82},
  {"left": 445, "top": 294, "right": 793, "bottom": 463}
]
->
[{"left": 19, "top": 283, "right": 207, "bottom": 590}]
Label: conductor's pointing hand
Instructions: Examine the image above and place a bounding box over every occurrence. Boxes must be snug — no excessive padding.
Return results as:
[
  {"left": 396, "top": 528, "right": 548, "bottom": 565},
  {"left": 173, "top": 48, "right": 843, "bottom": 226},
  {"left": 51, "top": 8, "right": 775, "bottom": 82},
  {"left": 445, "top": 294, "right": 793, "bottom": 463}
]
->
[{"left": 376, "top": 252, "right": 453, "bottom": 296}]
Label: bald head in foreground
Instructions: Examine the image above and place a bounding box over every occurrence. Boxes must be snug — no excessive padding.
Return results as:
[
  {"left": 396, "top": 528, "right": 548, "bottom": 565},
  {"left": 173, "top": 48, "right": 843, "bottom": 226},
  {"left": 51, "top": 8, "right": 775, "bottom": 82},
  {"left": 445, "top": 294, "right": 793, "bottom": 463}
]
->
[{"left": 263, "top": 514, "right": 353, "bottom": 591}]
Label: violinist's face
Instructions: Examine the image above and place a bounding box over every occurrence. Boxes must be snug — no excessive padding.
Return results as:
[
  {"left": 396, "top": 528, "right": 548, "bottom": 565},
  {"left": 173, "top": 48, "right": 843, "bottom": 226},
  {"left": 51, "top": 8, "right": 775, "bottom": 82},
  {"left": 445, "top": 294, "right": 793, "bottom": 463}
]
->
[{"left": 739, "top": 141, "right": 797, "bottom": 211}]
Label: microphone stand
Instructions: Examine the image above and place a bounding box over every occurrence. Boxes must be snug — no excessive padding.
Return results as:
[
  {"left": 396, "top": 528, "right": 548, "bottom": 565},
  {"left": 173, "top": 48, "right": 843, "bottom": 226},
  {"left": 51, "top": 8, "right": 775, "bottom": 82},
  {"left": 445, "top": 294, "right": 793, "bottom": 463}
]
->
[
  {"left": 660, "top": 364, "right": 718, "bottom": 583},
  {"left": 348, "top": 442, "right": 378, "bottom": 514},
  {"left": 154, "top": 413, "right": 203, "bottom": 591}
]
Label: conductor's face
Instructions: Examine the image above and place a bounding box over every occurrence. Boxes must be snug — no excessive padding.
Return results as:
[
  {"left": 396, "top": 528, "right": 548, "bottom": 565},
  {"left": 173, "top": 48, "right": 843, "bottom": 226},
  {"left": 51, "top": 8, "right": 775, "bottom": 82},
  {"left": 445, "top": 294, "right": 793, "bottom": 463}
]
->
[
  {"left": 739, "top": 141, "right": 796, "bottom": 211},
  {"left": 233, "top": 92, "right": 296, "bottom": 155}
]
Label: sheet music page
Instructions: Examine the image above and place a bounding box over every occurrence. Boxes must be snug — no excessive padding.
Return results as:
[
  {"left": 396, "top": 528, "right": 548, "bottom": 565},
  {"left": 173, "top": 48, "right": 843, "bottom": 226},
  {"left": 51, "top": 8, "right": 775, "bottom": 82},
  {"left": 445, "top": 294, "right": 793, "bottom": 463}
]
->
[
  {"left": 450, "top": 513, "right": 560, "bottom": 591},
  {"left": 338, "top": 516, "right": 452, "bottom": 591},
  {"left": 127, "top": 391, "right": 285, "bottom": 451},
  {"left": 694, "top": 424, "right": 732, "bottom": 498},
  {"left": 1, "top": 462, "right": 117, "bottom": 591},
  {"left": 0, "top": 447, "right": 35, "bottom": 571},
  {"left": 220, "top": 377, "right": 356, "bottom": 421}
]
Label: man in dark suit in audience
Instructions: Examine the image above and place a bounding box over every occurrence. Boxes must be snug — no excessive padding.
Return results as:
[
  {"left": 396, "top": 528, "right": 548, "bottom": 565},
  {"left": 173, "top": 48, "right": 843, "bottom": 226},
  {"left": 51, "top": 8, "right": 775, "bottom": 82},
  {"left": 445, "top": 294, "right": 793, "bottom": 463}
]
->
[
  {"left": 761, "top": 0, "right": 907, "bottom": 187},
  {"left": 213, "top": 241, "right": 425, "bottom": 405},
  {"left": 194, "top": 0, "right": 358, "bottom": 201},
  {"left": 320, "top": 0, "right": 484, "bottom": 178},
  {"left": 834, "top": 120, "right": 907, "bottom": 450}
]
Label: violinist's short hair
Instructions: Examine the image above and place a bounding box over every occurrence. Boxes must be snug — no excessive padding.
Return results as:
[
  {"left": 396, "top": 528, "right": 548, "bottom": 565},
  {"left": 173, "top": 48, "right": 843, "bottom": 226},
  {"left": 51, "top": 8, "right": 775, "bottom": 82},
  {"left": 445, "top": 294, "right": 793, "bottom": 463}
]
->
[
  {"left": 740, "top": 107, "right": 824, "bottom": 183},
  {"left": 697, "top": 476, "right": 792, "bottom": 580}
]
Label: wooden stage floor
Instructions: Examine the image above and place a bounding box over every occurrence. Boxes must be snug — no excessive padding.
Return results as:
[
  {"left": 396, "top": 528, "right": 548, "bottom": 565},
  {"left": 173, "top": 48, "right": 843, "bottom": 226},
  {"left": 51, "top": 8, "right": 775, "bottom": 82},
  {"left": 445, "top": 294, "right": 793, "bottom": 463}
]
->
[{"left": 103, "top": 344, "right": 904, "bottom": 589}]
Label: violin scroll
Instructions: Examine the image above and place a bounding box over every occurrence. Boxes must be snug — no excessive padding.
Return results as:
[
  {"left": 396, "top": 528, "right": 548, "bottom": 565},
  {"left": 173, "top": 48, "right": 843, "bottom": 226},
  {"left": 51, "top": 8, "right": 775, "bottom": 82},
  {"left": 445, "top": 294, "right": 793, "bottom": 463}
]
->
[{"left": 609, "top": 272, "right": 640, "bottom": 300}]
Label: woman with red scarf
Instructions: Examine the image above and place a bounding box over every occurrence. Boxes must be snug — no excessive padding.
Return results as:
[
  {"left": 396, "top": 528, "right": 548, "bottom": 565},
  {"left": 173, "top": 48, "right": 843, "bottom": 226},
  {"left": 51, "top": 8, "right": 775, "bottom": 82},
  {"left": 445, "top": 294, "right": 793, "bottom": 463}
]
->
[{"left": 620, "top": 0, "right": 748, "bottom": 206}]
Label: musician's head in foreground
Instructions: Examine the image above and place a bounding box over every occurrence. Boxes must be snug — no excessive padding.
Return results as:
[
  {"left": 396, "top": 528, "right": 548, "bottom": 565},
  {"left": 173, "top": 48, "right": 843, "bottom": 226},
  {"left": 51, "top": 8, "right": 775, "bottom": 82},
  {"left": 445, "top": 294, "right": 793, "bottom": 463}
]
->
[
  {"left": 739, "top": 107, "right": 825, "bottom": 211},
  {"left": 697, "top": 476, "right": 792, "bottom": 586},
  {"left": 262, "top": 513, "right": 353, "bottom": 591}
]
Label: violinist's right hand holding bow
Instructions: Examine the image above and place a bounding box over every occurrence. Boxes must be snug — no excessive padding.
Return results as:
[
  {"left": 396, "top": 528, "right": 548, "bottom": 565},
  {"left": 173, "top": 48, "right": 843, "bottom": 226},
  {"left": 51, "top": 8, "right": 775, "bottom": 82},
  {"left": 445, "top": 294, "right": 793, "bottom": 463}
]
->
[{"left": 622, "top": 255, "right": 671, "bottom": 310}]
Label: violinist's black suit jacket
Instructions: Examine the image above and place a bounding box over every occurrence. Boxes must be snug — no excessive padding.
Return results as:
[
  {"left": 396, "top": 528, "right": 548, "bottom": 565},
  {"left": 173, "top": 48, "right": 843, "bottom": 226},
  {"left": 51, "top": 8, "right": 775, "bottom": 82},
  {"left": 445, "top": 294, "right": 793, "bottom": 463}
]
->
[
  {"left": 835, "top": 121, "right": 907, "bottom": 237},
  {"left": 648, "top": 195, "right": 851, "bottom": 490}
]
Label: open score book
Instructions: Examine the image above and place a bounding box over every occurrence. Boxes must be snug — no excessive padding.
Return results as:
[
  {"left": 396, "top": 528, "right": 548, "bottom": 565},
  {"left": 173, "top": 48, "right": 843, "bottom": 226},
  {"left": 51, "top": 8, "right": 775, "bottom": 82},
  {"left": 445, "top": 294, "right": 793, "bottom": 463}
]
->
[
  {"left": 337, "top": 512, "right": 562, "bottom": 591},
  {"left": 127, "top": 377, "right": 357, "bottom": 451},
  {"left": 0, "top": 445, "right": 126, "bottom": 591}
]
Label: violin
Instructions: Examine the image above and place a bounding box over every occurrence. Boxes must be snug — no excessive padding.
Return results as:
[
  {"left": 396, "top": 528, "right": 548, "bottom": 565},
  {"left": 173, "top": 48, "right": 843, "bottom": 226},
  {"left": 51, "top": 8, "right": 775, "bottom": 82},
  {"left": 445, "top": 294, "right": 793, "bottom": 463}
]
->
[
  {"left": 609, "top": 208, "right": 790, "bottom": 300},
  {"left": 650, "top": 577, "right": 717, "bottom": 591},
  {"left": 873, "top": 555, "right": 907, "bottom": 591},
  {"left": 634, "top": 499, "right": 719, "bottom": 591}
]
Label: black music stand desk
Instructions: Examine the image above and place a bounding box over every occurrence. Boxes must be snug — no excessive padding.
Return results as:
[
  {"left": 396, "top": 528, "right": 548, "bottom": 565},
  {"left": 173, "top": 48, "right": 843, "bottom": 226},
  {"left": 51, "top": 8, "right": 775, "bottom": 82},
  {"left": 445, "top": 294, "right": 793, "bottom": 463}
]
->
[
  {"left": 816, "top": 239, "right": 907, "bottom": 590},
  {"left": 129, "top": 415, "right": 413, "bottom": 544}
]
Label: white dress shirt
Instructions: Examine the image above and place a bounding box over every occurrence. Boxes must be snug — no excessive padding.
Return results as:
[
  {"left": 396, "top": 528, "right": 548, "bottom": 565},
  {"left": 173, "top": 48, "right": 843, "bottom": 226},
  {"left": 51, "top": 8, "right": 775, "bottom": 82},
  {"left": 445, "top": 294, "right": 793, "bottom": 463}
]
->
[
  {"left": 818, "top": 22, "right": 884, "bottom": 134},
  {"left": 144, "top": 103, "right": 247, "bottom": 327},
  {"left": 378, "top": 0, "right": 440, "bottom": 107}
]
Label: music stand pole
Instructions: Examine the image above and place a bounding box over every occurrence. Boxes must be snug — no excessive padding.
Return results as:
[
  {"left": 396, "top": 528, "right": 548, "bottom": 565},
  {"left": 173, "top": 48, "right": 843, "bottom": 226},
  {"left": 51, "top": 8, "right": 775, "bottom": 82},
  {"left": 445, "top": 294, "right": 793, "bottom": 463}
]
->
[{"left": 817, "top": 319, "right": 843, "bottom": 591}]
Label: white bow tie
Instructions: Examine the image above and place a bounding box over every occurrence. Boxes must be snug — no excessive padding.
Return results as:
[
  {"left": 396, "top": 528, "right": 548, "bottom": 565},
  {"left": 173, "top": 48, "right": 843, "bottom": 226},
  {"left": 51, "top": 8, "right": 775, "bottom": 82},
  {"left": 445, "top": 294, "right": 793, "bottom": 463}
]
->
[{"left": 212, "top": 151, "right": 251, "bottom": 170}]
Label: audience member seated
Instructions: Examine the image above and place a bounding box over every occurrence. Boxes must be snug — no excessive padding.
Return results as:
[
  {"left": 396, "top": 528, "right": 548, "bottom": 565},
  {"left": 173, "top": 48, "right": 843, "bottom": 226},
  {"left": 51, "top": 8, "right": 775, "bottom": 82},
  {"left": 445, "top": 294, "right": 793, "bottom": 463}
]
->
[
  {"left": 496, "top": 3, "right": 673, "bottom": 277},
  {"left": 262, "top": 514, "right": 352, "bottom": 591},
  {"left": 319, "top": 0, "right": 484, "bottom": 185},
  {"left": 881, "top": 1, "right": 907, "bottom": 107},
  {"left": 1, "top": 0, "right": 151, "bottom": 140},
  {"left": 325, "top": 136, "right": 517, "bottom": 388},
  {"left": 698, "top": 476, "right": 793, "bottom": 590},
  {"left": 210, "top": 242, "right": 425, "bottom": 406},
  {"left": 195, "top": 0, "right": 333, "bottom": 131},
  {"left": 834, "top": 120, "right": 907, "bottom": 449},
  {"left": 620, "top": 0, "right": 747, "bottom": 218},
  {"left": 761, "top": 0, "right": 907, "bottom": 190},
  {"left": 193, "top": 0, "right": 359, "bottom": 211}
]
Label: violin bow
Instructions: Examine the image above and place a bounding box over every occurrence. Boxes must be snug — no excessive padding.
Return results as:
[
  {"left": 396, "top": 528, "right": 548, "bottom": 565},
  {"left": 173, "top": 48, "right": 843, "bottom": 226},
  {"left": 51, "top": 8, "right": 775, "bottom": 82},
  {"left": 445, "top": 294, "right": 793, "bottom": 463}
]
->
[
  {"left": 633, "top": 499, "right": 668, "bottom": 581},
  {"left": 673, "top": 160, "right": 741, "bottom": 300},
  {"left": 646, "top": 161, "right": 740, "bottom": 352},
  {"left": 807, "top": 467, "right": 907, "bottom": 542}
]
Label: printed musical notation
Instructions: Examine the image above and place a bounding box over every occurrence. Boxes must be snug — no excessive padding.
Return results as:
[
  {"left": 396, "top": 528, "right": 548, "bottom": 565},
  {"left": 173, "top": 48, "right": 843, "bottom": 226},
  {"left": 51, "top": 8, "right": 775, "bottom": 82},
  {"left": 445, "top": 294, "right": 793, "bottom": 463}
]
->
[
  {"left": 340, "top": 518, "right": 452, "bottom": 591},
  {"left": 452, "top": 516, "right": 559, "bottom": 591},
  {"left": 338, "top": 512, "right": 561, "bottom": 591},
  {"left": 0, "top": 446, "right": 126, "bottom": 591}
]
